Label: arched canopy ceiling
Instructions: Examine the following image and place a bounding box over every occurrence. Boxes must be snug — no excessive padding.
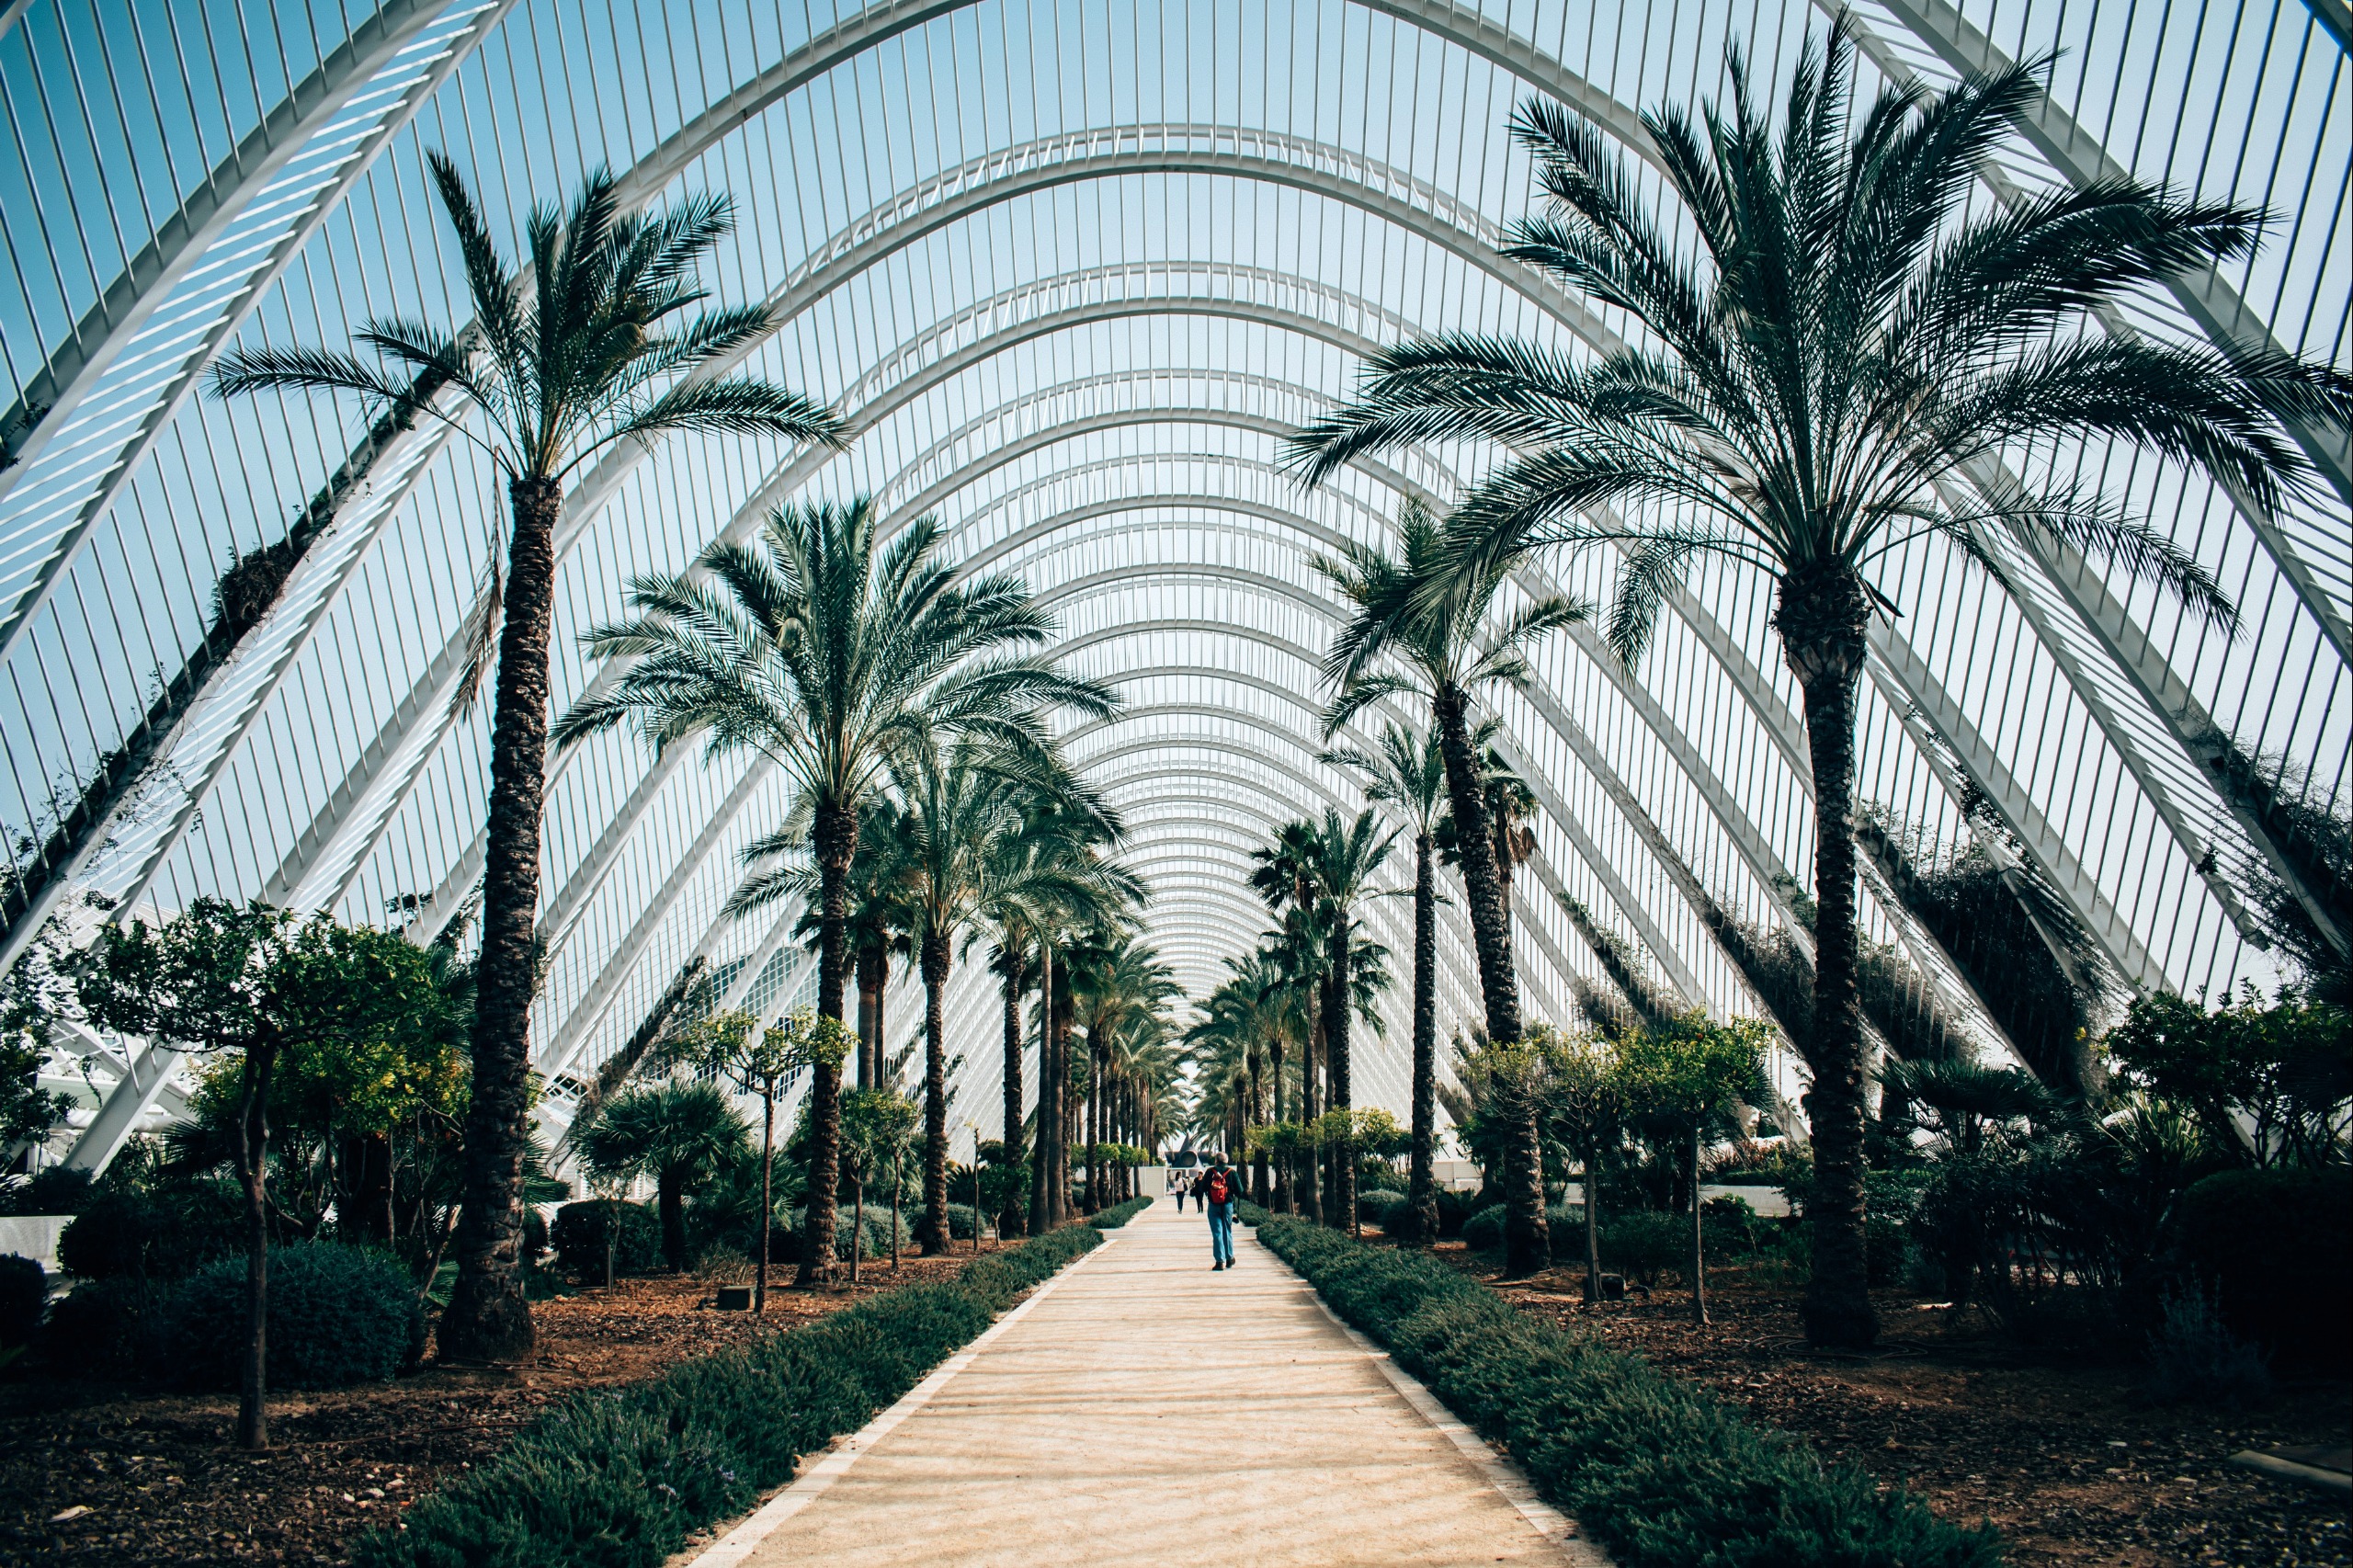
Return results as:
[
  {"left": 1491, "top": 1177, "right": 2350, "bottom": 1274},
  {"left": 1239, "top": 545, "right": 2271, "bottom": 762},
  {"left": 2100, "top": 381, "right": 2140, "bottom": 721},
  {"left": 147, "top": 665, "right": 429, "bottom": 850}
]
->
[{"left": 3, "top": 0, "right": 2343, "bottom": 1149}]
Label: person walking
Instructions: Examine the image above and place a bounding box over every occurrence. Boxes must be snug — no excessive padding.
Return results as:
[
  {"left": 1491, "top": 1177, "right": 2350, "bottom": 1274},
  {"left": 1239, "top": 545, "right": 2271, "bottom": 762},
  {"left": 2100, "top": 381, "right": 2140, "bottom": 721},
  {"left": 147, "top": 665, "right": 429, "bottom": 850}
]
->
[{"left": 1201, "top": 1153, "right": 1239, "bottom": 1270}]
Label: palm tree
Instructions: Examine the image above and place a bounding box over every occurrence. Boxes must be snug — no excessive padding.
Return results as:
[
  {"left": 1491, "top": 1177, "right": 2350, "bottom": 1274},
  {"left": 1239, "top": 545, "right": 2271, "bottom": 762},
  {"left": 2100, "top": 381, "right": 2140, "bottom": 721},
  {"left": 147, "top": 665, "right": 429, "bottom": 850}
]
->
[
  {"left": 1291, "top": 22, "right": 2353, "bottom": 1345},
  {"left": 210, "top": 158, "right": 840, "bottom": 1361},
  {"left": 1313, "top": 501, "right": 1587, "bottom": 1049},
  {"left": 897, "top": 739, "right": 1119, "bottom": 1253},
  {"left": 1324, "top": 722, "right": 1448, "bottom": 1243},
  {"left": 577, "top": 1080, "right": 752, "bottom": 1273},
  {"left": 1066, "top": 934, "right": 1178, "bottom": 1212},
  {"left": 1306, "top": 808, "right": 1397, "bottom": 1232},
  {"left": 978, "top": 809, "right": 1139, "bottom": 1238},
  {"left": 554, "top": 498, "right": 1111, "bottom": 1283}
]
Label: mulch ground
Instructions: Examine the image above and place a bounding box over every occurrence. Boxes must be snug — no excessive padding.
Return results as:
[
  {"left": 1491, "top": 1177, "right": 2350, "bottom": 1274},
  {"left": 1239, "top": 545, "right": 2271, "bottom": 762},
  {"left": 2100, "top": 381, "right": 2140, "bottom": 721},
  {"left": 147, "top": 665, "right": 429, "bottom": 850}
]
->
[
  {"left": 0, "top": 1250, "right": 981, "bottom": 1567},
  {"left": 1432, "top": 1241, "right": 2350, "bottom": 1567}
]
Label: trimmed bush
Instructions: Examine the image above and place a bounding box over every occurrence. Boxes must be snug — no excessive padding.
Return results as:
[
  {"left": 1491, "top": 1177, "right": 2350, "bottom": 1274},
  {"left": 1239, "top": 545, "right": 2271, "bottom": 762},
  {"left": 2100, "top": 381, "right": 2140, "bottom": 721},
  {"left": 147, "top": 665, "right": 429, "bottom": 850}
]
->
[
  {"left": 160, "top": 1242, "right": 424, "bottom": 1390},
  {"left": 57, "top": 1184, "right": 242, "bottom": 1280},
  {"left": 0, "top": 1166, "right": 97, "bottom": 1216},
  {"left": 1358, "top": 1190, "right": 1410, "bottom": 1230},
  {"left": 0, "top": 1255, "right": 45, "bottom": 1348},
  {"left": 945, "top": 1202, "right": 985, "bottom": 1240},
  {"left": 355, "top": 1216, "right": 1119, "bottom": 1568},
  {"left": 797, "top": 1205, "right": 910, "bottom": 1262},
  {"left": 551, "top": 1199, "right": 664, "bottom": 1278},
  {"left": 40, "top": 1276, "right": 165, "bottom": 1376},
  {"left": 1254, "top": 1215, "right": 1999, "bottom": 1568},
  {"left": 1461, "top": 1204, "right": 1506, "bottom": 1255},
  {"left": 1432, "top": 1188, "right": 1483, "bottom": 1238},
  {"left": 1086, "top": 1196, "right": 1151, "bottom": 1230},
  {"left": 1543, "top": 1204, "right": 1587, "bottom": 1266},
  {"left": 1602, "top": 1212, "right": 1686, "bottom": 1286},
  {"left": 2170, "top": 1165, "right": 2350, "bottom": 1372}
]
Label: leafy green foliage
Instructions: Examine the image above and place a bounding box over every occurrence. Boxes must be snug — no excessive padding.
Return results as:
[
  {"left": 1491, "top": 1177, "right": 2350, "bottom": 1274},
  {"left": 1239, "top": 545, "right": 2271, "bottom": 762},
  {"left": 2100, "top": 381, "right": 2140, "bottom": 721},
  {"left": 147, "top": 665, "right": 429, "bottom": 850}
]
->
[
  {"left": 354, "top": 1218, "right": 1121, "bottom": 1568},
  {"left": 550, "top": 1201, "right": 663, "bottom": 1278},
  {"left": 1255, "top": 1216, "right": 1999, "bottom": 1568},
  {"left": 0, "top": 1254, "right": 44, "bottom": 1348},
  {"left": 40, "top": 1276, "right": 166, "bottom": 1375},
  {"left": 2108, "top": 989, "right": 2349, "bottom": 1168},
  {"left": 58, "top": 1183, "right": 244, "bottom": 1280},
  {"left": 2169, "top": 1165, "right": 2350, "bottom": 1372},
  {"left": 162, "top": 1242, "right": 424, "bottom": 1390}
]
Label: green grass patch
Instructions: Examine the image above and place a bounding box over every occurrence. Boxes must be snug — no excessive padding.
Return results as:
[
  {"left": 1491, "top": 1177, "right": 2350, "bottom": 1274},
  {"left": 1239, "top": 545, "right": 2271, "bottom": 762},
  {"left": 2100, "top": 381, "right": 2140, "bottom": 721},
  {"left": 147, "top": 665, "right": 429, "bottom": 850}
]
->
[
  {"left": 356, "top": 1213, "right": 1131, "bottom": 1568},
  {"left": 1245, "top": 1209, "right": 2000, "bottom": 1568}
]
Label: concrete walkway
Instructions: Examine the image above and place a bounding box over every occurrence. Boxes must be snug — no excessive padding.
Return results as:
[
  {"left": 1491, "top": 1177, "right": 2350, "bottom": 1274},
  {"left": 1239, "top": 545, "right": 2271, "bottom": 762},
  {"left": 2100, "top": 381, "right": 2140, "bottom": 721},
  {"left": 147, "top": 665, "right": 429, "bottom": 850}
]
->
[{"left": 696, "top": 1199, "right": 1595, "bottom": 1567}]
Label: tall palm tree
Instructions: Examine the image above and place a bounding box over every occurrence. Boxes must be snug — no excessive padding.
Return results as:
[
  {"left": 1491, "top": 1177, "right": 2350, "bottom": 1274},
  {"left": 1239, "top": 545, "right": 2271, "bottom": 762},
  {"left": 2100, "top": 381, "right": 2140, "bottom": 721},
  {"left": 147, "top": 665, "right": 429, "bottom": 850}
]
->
[
  {"left": 554, "top": 498, "right": 1110, "bottom": 1283},
  {"left": 210, "top": 158, "right": 840, "bottom": 1360},
  {"left": 897, "top": 739, "right": 1119, "bottom": 1252},
  {"left": 1324, "top": 722, "right": 1448, "bottom": 1244},
  {"left": 576, "top": 1080, "right": 752, "bottom": 1273},
  {"left": 1248, "top": 837, "right": 1326, "bottom": 1220},
  {"left": 1306, "top": 808, "right": 1397, "bottom": 1231},
  {"left": 1066, "top": 934, "right": 1178, "bottom": 1211},
  {"left": 1314, "top": 501, "right": 1587, "bottom": 1048},
  {"left": 1290, "top": 21, "right": 2349, "bottom": 1345},
  {"left": 978, "top": 810, "right": 1139, "bottom": 1237},
  {"left": 779, "top": 801, "right": 916, "bottom": 1093}
]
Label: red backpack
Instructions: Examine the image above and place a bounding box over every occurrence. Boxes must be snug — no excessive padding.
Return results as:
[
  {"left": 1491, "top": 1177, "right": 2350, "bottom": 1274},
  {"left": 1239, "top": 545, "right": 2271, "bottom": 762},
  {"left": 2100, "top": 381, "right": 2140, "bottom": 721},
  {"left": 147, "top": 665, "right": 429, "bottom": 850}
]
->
[{"left": 1205, "top": 1168, "right": 1232, "bottom": 1205}]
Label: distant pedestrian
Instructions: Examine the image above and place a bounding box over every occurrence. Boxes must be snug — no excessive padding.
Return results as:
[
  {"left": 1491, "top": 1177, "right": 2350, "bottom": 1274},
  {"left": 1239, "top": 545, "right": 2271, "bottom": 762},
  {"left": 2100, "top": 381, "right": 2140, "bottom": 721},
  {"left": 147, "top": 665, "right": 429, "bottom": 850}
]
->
[{"left": 1200, "top": 1155, "right": 1239, "bottom": 1270}]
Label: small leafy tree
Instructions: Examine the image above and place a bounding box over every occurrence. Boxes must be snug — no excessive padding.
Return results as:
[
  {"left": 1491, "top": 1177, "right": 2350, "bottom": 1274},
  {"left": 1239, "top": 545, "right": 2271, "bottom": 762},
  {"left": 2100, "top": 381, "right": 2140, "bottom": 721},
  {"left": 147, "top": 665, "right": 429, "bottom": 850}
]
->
[
  {"left": 1613, "top": 1015, "right": 1769, "bottom": 1324},
  {"left": 657, "top": 1007, "right": 817, "bottom": 1311},
  {"left": 68, "top": 903, "right": 444, "bottom": 1448},
  {"left": 1454, "top": 1031, "right": 1560, "bottom": 1277},
  {"left": 2107, "top": 988, "right": 2350, "bottom": 1168},
  {"left": 1543, "top": 1031, "right": 1625, "bottom": 1303},
  {"left": 838, "top": 1088, "right": 916, "bottom": 1283}
]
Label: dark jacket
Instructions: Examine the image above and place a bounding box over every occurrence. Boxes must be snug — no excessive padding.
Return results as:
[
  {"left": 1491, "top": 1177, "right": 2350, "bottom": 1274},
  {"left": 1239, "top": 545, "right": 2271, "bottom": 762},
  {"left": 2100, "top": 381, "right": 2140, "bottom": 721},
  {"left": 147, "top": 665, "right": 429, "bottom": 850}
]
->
[{"left": 1199, "top": 1165, "right": 1240, "bottom": 1209}]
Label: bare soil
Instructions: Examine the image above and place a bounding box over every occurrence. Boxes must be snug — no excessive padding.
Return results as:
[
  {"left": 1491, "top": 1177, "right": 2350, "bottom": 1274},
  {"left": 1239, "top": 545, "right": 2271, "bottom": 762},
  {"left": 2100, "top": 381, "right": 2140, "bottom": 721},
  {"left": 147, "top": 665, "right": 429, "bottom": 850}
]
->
[
  {"left": 0, "top": 1251, "right": 981, "bottom": 1568},
  {"left": 1437, "top": 1242, "right": 2351, "bottom": 1568}
]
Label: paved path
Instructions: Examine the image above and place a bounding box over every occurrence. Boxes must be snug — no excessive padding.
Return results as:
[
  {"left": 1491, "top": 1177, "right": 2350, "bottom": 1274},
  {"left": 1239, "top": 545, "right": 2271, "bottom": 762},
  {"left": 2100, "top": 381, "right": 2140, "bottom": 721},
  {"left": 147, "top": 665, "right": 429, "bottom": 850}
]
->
[{"left": 698, "top": 1199, "right": 1591, "bottom": 1568}]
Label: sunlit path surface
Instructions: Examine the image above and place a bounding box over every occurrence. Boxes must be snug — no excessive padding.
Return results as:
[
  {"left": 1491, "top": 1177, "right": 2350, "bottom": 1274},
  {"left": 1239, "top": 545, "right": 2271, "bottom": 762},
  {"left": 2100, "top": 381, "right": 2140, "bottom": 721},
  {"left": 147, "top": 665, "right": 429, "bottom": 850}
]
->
[{"left": 711, "top": 1201, "right": 1575, "bottom": 1567}]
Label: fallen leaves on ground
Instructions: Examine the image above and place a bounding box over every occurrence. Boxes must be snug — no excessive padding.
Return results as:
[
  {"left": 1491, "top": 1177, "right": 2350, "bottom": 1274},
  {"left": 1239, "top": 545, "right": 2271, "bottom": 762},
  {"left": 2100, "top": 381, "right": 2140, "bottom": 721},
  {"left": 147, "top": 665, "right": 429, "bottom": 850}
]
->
[
  {"left": 1437, "top": 1244, "right": 2349, "bottom": 1568},
  {"left": 0, "top": 1253, "right": 977, "bottom": 1568}
]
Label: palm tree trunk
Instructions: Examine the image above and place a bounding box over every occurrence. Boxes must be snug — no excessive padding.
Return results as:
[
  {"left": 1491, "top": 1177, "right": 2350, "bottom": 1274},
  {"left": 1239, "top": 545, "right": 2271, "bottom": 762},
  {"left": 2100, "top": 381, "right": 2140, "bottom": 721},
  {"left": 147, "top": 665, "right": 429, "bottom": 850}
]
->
[
  {"left": 1084, "top": 1040, "right": 1100, "bottom": 1214},
  {"left": 440, "top": 474, "right": 563, "bottom": 1365},
  {"left": 1326, "top": 923, "right": 1354, "bottom": 1232},
  {"left": 1051, "top": 994, "right": 1075, "bottom": 1222},
  {"left": 1298, "top": 986, "right": 1322, "bottom": 1225},
  {"left": 999, "top": 956, "right": 1029, "bottom": 1239},
  {"left": 798, "top": 801, "right": 858, "bottom": 1287},
  {"left": 1029, "top": 946, "right": 1055, "bottom": 1236},
  {"left": 1432, "top": 683, "right": 1520, "bottom": 1043},
  {"left": 1779, "top": 563, "right": 1878, "bottom": 1350},
  {"left": 857, "top": 943, "right": 885, "bottom": 1092},
  {"left": 1267, "top": 1039, "right": 1289, "bottom": 1211},
  {"left": 1404, "top": 831, "right": 1439, "bottom": 1246},
  {"left": 1502, "top": 1077, "right": 1548, "bottom": 1278},
  {"left": 1247, "top": 1052, "right": 1267, "bottom": 1205},
  {"left": 919, "top": 930, "right": 951, "bottom": 1254}
]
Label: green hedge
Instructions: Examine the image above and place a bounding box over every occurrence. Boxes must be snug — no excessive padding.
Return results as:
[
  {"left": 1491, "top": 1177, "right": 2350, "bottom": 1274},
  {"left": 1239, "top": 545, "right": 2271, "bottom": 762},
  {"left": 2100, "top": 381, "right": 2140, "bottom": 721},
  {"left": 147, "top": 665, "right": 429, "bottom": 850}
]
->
[
  {"left": 356, "top": 1206, "right": 1142, "bottom": 1568},
  {"left": 1250, "top": 1214, "right": 1998, "bottom": 1568}
]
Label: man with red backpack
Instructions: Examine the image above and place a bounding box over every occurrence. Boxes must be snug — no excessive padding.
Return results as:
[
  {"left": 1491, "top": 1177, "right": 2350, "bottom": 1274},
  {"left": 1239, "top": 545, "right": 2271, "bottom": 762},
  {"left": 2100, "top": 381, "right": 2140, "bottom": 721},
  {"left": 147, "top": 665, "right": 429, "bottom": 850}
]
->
[{"left": 1201, "top": 1154, "right": 1240, "bottom": 1270}]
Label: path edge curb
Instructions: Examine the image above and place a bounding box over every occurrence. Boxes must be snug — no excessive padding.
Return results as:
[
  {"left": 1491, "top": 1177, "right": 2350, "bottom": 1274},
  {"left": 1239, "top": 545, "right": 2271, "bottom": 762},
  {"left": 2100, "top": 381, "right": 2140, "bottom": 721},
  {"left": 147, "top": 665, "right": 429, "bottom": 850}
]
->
[
  {"left": 680, "top": 1232, "right": 1126, "bottom": 1568},
  {"left": 1245, "top": 1223, "right": 1620, "bottom": 1568}
]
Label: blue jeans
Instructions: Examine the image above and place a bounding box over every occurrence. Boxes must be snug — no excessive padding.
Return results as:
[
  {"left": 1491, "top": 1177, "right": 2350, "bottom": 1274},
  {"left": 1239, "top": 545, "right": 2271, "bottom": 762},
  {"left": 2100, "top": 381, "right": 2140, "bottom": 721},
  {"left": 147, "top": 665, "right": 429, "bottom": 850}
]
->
[{"left": 1208, "top": 1200, "right": 1235, "bottom": 1265}]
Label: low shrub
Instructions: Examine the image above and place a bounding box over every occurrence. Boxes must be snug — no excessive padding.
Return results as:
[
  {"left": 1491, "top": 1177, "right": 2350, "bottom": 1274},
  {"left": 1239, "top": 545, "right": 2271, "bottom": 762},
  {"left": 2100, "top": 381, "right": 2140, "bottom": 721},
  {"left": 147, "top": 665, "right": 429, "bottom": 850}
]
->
[
  {"left": 1086, "top": 1196, "right": 1151, "bottom": 1230},
  {"left": 551, "top": 1200, "right": 664, "bottom": 1278},
  {"left": 1430, "top": 1187, "right": 1486, "bottom": 1233},
  {"left": 2169, "top": 1165, "right": 2350, "bottom": 1372},
  {"left": 1461, "top": 1204, "right": 1506, "bottom": 1255},
  {"left": 945, "top": 1202, "right": 986, "bottom": 1241},
  {"left": 2144, "top": 1283, "right": 2271, "bottom": 1406},
  {"left": 1602, "top": 1211, "right": 1686, "bottom": 1287},
  {"left": 57, "top": 1184, "right": 242, "bottom": 1280},
  {"left": 1255, "top": 1215, "right": 1999, "bottom": 1568},
  {"left": 160, "top": 1242, "right": 425, "bottom": 1390},
  {"left": 355, "top": 1217, "right": 1117, "bottom": 1568},
  {"left": 0, "top": 1255, "right": 45, "bottom": 1348},
  {"left": 0, "top": 1166, "right": 97, "bottom": 1216},
  {"left": 1358, "top": 1190, "right": 1410, "bottom": 1230},
  {"left": 1543, "top": 1204, "right": 1587, "bottom": 1266},
  {"left": 799, "top": 1206, "right": 909, "bottom": 1262},
  {"left": 40, "top": 1277, "right": 166, "bottom": 1376}
]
